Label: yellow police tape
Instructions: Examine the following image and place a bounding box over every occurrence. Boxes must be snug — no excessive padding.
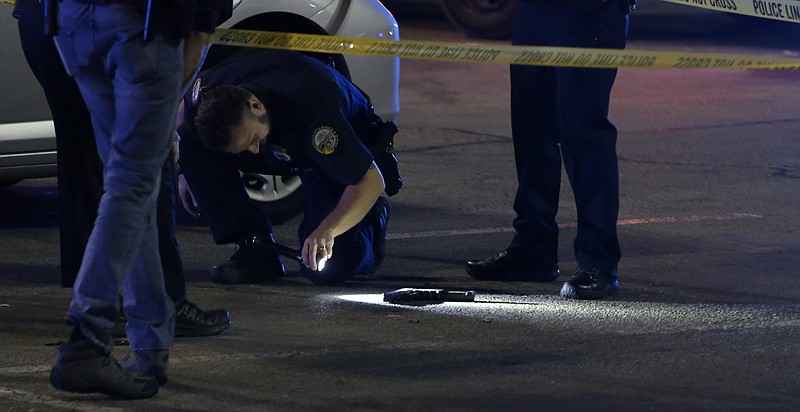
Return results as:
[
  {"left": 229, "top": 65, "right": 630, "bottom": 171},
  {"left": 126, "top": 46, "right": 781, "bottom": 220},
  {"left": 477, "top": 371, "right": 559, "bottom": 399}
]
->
[
  {"left": 660, "top": 0, "right": 800, "bottom": 24},
  {"left": 213, "top": 28, "right": 800, "bottom": 70},
  {"left": 3, "top": 0, "right": 798, "bottom": 70}
]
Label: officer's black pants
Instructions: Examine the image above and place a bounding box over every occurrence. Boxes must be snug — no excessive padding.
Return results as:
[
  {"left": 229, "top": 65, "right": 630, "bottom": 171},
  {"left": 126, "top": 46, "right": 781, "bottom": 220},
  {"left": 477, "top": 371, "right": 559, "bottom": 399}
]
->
[{"left": 507, "top": 0, "right": 627, "bottom": 275}]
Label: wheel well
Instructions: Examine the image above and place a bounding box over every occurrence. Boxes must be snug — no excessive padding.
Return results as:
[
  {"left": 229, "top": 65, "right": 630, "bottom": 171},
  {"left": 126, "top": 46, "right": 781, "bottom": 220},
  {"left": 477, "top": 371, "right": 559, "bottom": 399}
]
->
[{"left": 203, "top": 12, "right": 351, "bottom": 79}]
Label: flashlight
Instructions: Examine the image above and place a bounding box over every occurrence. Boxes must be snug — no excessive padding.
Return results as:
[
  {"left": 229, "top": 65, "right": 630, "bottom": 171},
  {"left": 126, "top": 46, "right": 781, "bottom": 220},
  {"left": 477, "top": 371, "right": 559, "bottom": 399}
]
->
[
  {"left": 314, "top": 251, "right": 328, "bottom": 271},
  {"left": 259, "top": 241, "right": 327, "bottom": 271}
]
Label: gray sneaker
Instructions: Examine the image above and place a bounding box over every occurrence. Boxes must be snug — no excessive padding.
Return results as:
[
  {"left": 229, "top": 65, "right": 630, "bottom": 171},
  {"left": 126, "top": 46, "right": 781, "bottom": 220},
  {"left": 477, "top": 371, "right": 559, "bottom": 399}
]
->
[{"left": 50, "top": 339, "right": 159, "bottom": 399}]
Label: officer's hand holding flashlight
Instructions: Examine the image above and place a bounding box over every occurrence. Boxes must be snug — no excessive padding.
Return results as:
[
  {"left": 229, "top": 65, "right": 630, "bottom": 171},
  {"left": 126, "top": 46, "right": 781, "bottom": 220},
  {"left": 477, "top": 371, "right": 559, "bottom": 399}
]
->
[
  {"left": 300, "top": 164, "right": 384, "bottom": 271},
  {"left": 303, "top": 229, "right": 333, "bottom": 271}
]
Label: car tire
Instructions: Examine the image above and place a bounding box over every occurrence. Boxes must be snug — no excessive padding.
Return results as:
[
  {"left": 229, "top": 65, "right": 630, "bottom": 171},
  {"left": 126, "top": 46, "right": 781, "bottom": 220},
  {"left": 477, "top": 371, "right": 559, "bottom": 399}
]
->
[
  {"left": 241, "top": 173, "right": 306, "bottom": 225},
  {"left": 439, "top": 0, "right": 516, "bottom": 39}
]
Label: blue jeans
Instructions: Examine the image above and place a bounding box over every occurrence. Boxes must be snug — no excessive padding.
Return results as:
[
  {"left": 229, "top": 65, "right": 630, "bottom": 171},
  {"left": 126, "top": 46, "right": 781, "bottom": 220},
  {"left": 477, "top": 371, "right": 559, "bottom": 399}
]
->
[{"left": 54, "top": 0, "right": 184, "bottom": 352}]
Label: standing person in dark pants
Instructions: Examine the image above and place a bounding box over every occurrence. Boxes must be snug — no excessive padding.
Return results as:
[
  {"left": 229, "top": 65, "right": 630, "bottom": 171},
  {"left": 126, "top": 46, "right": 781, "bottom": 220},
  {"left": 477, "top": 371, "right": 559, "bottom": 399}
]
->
[
  {"left": 466, "top": 0, "right": 634, "bottom": 300},
  {"left": 14, "top": 0, "right": 101, "bottom": 287},
  {"left": 13, "top": 0, "right": 231, "bottom": 339}
]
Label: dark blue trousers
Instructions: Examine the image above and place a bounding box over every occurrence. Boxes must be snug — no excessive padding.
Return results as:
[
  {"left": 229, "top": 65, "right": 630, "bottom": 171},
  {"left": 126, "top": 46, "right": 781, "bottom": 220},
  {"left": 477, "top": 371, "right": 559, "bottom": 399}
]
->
[{"left": 508, "top": 0, "right": 628, "bottom": 275}]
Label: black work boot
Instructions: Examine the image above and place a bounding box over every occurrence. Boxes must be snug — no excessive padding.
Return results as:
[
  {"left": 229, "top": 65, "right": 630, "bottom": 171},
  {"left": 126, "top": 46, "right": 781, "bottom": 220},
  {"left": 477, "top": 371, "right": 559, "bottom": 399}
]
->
[
  {"left": 211, "top": 236, "right": 285, "bottom": 284},
  {"left": 466, "top": 250, "right": 560, "bottom": 282},
  {"left": 50, "top": 338, "right": 159, "bottom": 399},
  {"left": 174, "top": 297, "right": 232, "bottom": 337},
  {"left": 560, "top": 267, "right": 619, "bottom": 300},
  {"left": 121, "top": 350, "right": 170, "bottom": 386}
]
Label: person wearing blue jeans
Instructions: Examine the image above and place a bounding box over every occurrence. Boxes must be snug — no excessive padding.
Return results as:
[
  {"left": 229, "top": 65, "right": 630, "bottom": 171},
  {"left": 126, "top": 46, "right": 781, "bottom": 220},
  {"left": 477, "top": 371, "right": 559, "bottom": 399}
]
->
[
  {"left": 466, "top": 0, "right": 634, "bottom": 300},
  {"left": 48, "top": 0, "right": 223, "bottom": 399},
  {"left": 13, "top": 0, "right": 232, "bottom": 339}
]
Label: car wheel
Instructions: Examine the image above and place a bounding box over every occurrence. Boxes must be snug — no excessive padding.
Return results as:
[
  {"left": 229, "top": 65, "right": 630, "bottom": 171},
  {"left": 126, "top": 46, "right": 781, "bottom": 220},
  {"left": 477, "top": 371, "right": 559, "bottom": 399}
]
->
[
  {"left": 439, "top": 0, "right": 516, "bottom": 39},
  {"left": 241, "top": 173, "right": 306, "bottom": 225}
]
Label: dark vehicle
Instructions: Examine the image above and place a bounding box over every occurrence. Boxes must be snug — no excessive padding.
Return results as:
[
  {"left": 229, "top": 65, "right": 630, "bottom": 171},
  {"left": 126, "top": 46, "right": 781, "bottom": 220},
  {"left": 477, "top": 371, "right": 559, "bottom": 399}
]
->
[
  {"left": 385, "top": 0, "right": 515, "bottom": 39},
  {"left": 439, "top": 0, "right": 515, "bottom": 39}
]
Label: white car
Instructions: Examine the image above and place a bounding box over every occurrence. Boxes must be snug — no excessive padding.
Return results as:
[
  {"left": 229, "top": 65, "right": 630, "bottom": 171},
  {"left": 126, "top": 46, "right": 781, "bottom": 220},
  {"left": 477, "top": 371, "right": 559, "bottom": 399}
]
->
[{"left": 0, "top": 0, "right": 400, "bottom": 222}]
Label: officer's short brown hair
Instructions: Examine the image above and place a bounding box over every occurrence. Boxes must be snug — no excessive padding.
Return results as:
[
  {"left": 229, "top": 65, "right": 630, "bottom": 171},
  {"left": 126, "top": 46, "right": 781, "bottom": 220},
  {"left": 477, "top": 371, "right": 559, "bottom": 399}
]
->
[{"left": 195, "top": 85, "right": 252, "bottom": 151}]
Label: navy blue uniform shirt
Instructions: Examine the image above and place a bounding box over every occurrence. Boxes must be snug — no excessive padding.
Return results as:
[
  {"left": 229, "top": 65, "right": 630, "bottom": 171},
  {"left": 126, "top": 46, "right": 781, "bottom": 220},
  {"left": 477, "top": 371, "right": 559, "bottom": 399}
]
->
[{"left": 185, "top": 49, "right": 377, "bottom": 189}]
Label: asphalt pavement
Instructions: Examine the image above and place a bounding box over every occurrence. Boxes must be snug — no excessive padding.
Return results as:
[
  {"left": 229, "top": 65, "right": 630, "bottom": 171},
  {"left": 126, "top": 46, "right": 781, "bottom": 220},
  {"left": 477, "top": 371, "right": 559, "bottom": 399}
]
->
[{"left": 1, "top": 2, "right": 799, "bottom": 411}]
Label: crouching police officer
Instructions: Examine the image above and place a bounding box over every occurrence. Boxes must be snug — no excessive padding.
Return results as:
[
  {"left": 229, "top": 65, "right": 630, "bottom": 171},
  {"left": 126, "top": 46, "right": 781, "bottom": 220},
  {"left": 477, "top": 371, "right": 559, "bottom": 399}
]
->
[{"left": 176, "top": 48, "right": 399, "bottom": 286}]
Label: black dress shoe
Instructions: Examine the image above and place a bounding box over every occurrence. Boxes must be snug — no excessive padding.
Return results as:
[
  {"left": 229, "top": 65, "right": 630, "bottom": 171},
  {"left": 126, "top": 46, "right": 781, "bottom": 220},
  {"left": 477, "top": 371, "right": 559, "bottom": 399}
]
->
[
  {"left": 174, "top": 297, "right": 232, "bottom": 337},
  {"left": 211, "top": 236, "right": 285, "bottom": 284},
  {"left": 560, "top": 267, "right": 619, "bottom": 300},
  {"left": 466, "top": 250, "right": 560, "bottom": 281}
]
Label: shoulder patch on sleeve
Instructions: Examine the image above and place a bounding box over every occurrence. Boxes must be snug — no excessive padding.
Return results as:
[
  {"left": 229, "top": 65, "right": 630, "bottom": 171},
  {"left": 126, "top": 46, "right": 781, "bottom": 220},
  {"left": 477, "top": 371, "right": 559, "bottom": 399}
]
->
[{"left": 312, "top": 126, "right": 339, "bottom": 155}]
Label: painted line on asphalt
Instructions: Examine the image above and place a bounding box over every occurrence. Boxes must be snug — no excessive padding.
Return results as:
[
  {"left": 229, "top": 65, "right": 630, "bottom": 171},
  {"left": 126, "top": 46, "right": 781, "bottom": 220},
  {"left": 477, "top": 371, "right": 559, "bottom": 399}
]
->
[
  {"left": 0, "top": 343, "right": 464, "bottom": 377},
  {"left": 386, "top": 212, "right": 763, "bottom": 240},
  {"left": 0, "top": 365, "right": 50, "bottom": 375},
  {"left": 0, "top": 387, "right": 124, "bottom": 412}
]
